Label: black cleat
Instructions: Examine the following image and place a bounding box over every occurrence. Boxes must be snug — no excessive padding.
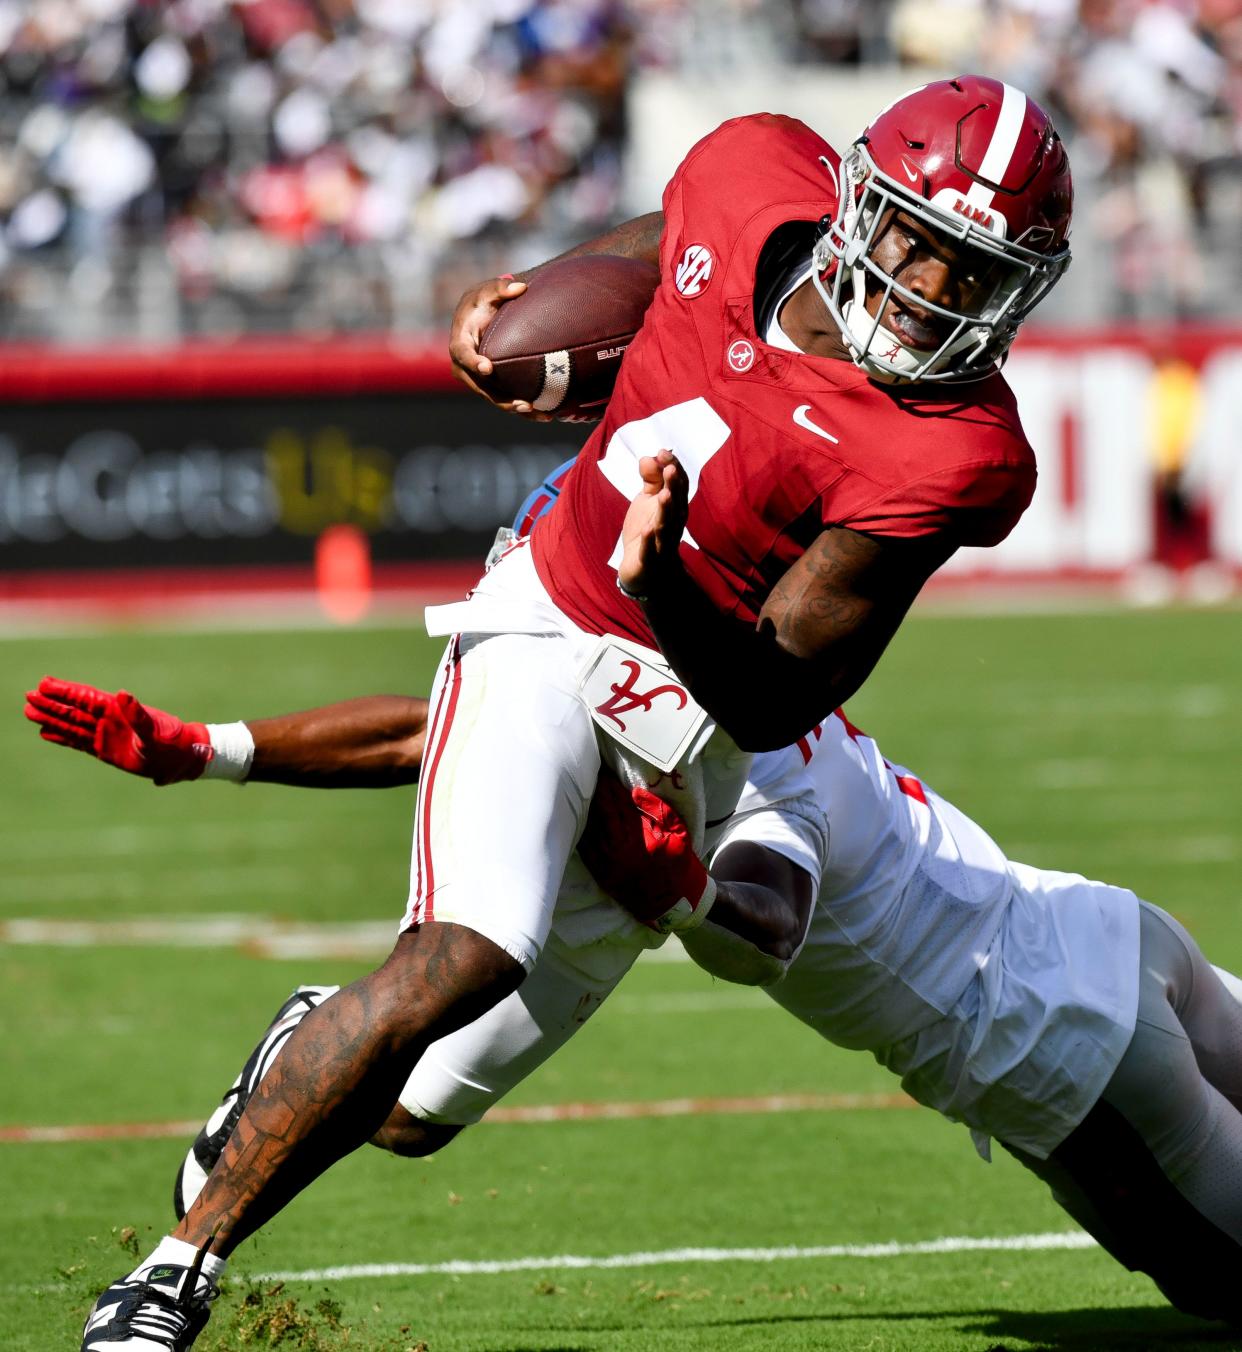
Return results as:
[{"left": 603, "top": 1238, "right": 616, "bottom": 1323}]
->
[
  {"left": 82, "top": 1245, "right": 217, "bottom": 1350},
  {"left": 173, "top": 984, "right": 339, "bottom": 1220}
]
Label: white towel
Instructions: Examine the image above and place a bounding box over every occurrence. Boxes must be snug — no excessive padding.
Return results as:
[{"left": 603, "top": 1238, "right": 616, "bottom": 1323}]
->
[{"left": 596, "top": 725, "right": 752, "bottom": 856}]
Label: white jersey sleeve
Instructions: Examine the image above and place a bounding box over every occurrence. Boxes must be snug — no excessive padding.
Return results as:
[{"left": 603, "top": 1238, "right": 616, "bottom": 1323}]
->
[{"left": 708, "top": 745, "right": 828, "bottom": 888}]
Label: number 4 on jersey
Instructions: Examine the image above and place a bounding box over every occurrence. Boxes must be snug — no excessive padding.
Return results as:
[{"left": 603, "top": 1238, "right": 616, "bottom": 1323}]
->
[{"left": 596, "top": 397, "right": 731, "bottom": 569}]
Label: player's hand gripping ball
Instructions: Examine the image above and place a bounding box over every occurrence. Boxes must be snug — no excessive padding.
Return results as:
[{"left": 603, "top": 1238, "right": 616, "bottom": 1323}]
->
[
  {"left": 578, "top": 770, "right": 717, "bottom": 933},
  {"left": 24, "top": 676, "right": 214, "bottom": 786},
  {"left": 478, "top": 255, "right": 659, "bottom": 422}
]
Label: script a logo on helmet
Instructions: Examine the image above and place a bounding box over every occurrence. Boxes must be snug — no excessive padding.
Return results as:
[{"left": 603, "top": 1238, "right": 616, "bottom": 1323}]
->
[{"left": 675, "top": 244, "right": 714, "bottom": 298}]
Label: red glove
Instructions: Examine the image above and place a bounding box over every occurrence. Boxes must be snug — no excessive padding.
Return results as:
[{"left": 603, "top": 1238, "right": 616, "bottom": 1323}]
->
[
  {"left": 578, "top": 770, "right": 717, "bottom": 933},
  {"left": 24, "top": 676, "right": 214, "bottom": 786}
]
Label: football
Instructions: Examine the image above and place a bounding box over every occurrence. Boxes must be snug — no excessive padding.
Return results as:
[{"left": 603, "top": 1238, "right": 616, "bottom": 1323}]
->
[{"left": 478, "top": 254, "right": 660, "bottom": 422}]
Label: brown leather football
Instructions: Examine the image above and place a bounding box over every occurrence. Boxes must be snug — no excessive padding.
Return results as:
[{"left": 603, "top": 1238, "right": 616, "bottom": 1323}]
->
[{"left": 478, "top": 254, "right": 659, "bottom": 422}]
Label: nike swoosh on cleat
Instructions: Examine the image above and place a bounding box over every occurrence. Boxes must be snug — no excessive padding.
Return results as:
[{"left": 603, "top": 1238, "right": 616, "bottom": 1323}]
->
[{"left": 792, "top": 405, "right": 839, "bottom": 444}]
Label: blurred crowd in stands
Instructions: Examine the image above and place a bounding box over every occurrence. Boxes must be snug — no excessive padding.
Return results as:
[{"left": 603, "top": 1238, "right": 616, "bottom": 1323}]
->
[{"left": 1, "top": 0, "right": 1240, "bottom": 341}]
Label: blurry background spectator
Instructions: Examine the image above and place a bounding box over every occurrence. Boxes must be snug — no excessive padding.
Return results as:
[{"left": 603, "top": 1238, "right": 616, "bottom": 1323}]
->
[{"left": 1, "top": 0, "right": 1240, "bottom": 342}]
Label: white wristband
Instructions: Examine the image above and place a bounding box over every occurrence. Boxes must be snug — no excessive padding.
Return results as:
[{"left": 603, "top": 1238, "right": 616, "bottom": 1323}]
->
[{"left": 201, "top": 722, "right": 256, "bottom": 782}]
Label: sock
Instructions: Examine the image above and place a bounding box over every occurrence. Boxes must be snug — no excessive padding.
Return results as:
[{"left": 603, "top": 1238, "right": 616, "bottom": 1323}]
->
[{"left": 131, "top": 1234, "right": 228, "bottom": 1286}]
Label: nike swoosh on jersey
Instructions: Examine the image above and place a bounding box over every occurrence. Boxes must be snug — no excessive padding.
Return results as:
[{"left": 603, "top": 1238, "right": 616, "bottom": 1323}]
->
[{"left": 792, "top": 405, "right": 839, "bottom": 444}]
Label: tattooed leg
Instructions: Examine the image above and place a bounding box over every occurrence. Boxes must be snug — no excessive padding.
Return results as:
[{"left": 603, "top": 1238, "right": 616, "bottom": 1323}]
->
[
  {"left": 371, "top": 1109, "right": 462, "bottom": 1158},
  {"left": 172, "top": 922, "right": 523, "bottom": 1257}
]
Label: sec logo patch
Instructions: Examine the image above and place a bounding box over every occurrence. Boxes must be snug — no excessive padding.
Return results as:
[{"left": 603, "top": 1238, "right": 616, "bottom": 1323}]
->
[
  {"left": 675, "top": 244, "right": 714, "bottom": 298},
  {"left": 726, "top": 339, "right": 755, "bottom": 373}
]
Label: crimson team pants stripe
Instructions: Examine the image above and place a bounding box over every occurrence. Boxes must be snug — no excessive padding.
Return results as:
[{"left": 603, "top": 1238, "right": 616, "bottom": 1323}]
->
[{"left": 414, "top": 636, "right": 463, "bottom": 921}]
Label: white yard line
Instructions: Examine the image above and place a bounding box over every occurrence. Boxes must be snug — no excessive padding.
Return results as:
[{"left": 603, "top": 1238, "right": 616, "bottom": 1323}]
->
[{"left": 252, "top": 1231, "right": 1098, "bottom": 1283}]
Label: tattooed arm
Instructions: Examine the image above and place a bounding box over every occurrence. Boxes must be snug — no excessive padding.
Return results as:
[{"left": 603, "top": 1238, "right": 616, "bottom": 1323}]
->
[
  {"left": 620, "top": 452, "right": 954, "bottom": 752},
  {"left": 521, "top": 212, "right": 664, "bottom": 273},
  {"left": 449, "top": 212, "right": 664, "bottom": 412},
  {"left": 650, "top": 528, "right": 952, "bottom": 750}
]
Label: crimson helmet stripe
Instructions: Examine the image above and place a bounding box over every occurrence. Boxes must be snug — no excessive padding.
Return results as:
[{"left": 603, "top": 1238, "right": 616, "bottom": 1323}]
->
[{"left": 963, "top": 82, "right": 1027, "bottom": 214}]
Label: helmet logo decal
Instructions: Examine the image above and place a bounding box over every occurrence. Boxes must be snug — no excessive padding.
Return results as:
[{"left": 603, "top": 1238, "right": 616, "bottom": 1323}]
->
[
  {"left": 675, "top": 244, "right": 714, "bottom": 298},
  {"left": 953, "top": 199, "right": 995, "bottom": 230},
  {"left": 931, "top": 187, "right": 1009, "bottom": 239}
]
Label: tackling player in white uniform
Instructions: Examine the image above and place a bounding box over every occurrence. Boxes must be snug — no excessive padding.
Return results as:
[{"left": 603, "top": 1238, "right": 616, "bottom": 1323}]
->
[
  {"left": 679, "top": 713, "right": 1242, "bottom": 1324},
  {"left": 29, "top": 670, "right": 1242, "bottom": 1326}
]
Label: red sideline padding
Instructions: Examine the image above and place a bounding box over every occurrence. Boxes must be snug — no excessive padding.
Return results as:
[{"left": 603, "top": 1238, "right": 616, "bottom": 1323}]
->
[
  {"left": 0, "top": 336, "right": 458, "bottom": 402},
  {"left": 5, "top": 560, "right": 1229, "bottom": 615},
  {"left": 1012, "top": 324, "right": 1242, "bottom": 365},
  {"left": 2, "top": 325, "right": 1240, "bottom": 403},
  {"left": 0, "top": 561, "right": 481, "bottom": 603}
]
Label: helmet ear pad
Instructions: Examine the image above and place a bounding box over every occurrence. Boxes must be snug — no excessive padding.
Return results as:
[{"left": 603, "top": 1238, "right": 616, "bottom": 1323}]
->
[{"left": 814, "top": 214, "right": 839, "bottom": 283}]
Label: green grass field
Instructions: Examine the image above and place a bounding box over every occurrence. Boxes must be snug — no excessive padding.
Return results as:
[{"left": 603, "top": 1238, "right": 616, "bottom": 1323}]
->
[{"left": 4, "top": 605, "right": 1242, "bottom": 1351}]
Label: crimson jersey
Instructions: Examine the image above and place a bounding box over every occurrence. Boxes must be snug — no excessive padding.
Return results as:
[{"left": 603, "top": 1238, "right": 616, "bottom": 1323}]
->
[{"left": 531, "top": 114, "right": 1036, "bottom": 646}]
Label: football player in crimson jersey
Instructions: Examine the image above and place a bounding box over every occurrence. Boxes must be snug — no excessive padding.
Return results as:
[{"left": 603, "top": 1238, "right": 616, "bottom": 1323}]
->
[
  {"left": 457, "top": 75, "right": 1071, "bottom": 745},
  {"left": 31, "top": 671, "right": 1242, "bottom": 1326},
  {"left": 73, "top": 78, "right": 1074, "bottom": 1351}
]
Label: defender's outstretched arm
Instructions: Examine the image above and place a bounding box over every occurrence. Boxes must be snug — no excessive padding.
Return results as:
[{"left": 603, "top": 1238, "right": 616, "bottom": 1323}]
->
[{"left": 25, "top": 677, "right": 426, "bottom": 788}]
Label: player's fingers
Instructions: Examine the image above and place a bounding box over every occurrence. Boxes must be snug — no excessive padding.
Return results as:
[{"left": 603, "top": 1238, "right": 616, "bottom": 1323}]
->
[
  {"left": 449, "top": 278, "right": 527, "bottom": 376},
  {"left": 25, "top": 701, "right": 74, "bottom": 737},
  {"left": 25, "top": 703, "right": 83, "bottom": 738},
  {"left": 25, "top": 691, "right": 97, "bottom": 732},
  {"left": 37, "top": 675, "right": 110, "bottom": 715},
  {"left": 449, "top": 359, "right": 491, "bottom": 397},
  {"left": 636, "top": 455, "right": 666, "bottom": 490},
  {"left": 38, "top": 726, "right": 94, "bottom": 753},
  {"left": 465, "top": 390, "right": 536, "bottom": 415},
  {"left": 447, "top": 369, "right": 542, "bottom": 418},
  {"left": 27, "top": 687, "right": 85, "bottom": 718},
  {"left": 632, "top": 783, "right": 678, "bottom": 824}
]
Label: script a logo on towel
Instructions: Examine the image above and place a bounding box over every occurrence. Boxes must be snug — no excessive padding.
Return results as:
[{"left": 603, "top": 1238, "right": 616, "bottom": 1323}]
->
[
  {"left": 578, "top": 635, "right": 711, "bottom": 774},
  {"left": 594, "top": 659, "right": 688, "bottom": 733}
]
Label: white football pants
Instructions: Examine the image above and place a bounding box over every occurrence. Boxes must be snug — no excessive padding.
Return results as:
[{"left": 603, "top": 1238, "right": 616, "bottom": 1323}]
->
[{"left": 1006, "top": 900, "right": 1242, "bottom": 1322}]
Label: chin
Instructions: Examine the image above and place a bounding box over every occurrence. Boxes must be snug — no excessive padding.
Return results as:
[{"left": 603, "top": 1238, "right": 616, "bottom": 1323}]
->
[{"left": 877, "top": 311, "right": 940, "bottom": 353}]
